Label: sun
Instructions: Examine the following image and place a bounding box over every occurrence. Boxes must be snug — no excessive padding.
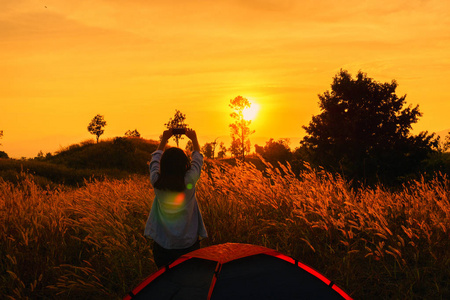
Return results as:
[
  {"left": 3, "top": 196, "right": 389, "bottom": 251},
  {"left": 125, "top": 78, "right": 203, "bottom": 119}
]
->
[{"left": 243, "top": 102, "right": 260, "bottom": 121}]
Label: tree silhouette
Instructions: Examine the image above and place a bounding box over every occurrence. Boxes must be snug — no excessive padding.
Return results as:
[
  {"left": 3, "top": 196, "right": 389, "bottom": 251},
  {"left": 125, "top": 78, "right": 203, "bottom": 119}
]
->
[
  {"left": 88, "top": 114, "right": 107, "bottom": 143},
  {"left": 0, "top": 130, "right": 6, "bottom": 158},
  {"left": 301, "top": 70, "right": 437, "bottom": 184},
  {"left": 165, "top": 110, "right": 188, "bottom": 147},
  {"left": 201, "top": 138, "right": 219, "bottom": 159},
  {"left": 125, "top": 129, "right": 141, "bottom": 138},
  {"left": 256, "top": 138, "right": 292, "bottom": 166},
  {"left": 229, "top": 96, "right": 255, "bottom": 161},
  {"left": 201, "top": 143, "right": 214, "bottom": 159},
  {"left": 443, "top": 132, "right": 450, "bottom": 152},
  {"left": 217, "top": 142, "right": 227, "bottom": 159}
]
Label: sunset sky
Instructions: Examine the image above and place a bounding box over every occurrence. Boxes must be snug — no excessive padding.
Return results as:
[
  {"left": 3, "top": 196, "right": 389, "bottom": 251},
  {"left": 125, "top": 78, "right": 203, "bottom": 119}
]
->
[{"left": 1, "top": 0, "right": 449, "bottom": 158}]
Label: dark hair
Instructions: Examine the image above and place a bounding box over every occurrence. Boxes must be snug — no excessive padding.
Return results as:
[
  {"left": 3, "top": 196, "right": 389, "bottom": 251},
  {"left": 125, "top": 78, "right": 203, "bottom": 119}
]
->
[{"left": 154, "top": 147, "right": 190, "bottom": 191}]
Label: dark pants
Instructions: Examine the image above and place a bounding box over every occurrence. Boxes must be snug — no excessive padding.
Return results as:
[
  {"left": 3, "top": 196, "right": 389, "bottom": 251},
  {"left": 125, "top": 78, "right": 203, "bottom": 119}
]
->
[{"left": 152, "top": 240, "right": 200, "bottom": 269}]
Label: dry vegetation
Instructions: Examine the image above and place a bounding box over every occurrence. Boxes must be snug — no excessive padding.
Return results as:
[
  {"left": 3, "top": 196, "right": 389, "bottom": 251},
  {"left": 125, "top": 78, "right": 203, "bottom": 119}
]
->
[{"left": 1, "top": 160, "right": 449, "bottom": 299}]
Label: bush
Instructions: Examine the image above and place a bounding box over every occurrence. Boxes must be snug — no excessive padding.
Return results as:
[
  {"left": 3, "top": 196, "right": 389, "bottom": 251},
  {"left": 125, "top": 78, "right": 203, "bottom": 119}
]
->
[{"left": 0, "top": 151, "right": 8, "bottom": 159}]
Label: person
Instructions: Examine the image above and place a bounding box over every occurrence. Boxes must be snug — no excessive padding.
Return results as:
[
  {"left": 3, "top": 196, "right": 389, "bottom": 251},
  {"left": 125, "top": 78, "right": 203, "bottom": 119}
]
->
[{"left": 144, "top": 128, "right": 207, "bottom": 268}]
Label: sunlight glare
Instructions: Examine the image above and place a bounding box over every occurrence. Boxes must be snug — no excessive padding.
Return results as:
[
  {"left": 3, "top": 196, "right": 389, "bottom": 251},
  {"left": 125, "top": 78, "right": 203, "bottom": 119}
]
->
[{"left": 243, "top": 102, "right": 260, "bottom": 121}]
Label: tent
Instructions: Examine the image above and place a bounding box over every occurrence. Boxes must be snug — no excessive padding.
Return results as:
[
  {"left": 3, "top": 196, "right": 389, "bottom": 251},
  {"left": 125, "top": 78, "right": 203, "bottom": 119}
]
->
[{"left": 124, "top": 243, "right": 352, "bottom": 300}]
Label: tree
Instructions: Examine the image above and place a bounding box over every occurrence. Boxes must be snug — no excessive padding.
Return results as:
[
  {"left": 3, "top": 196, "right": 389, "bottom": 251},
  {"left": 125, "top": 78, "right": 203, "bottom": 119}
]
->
[
  {"left": 88, "top": 114, "right": 107, "bottom": 143},
  {"left": 165, "top": 110, "right": 188, "bottom": 147},
  {"left": 229, "top": 96, "right": 255, "bottom": 161},
  {"left": 443, "top": 132, "right": 450, "bottom": 152},
  {"left": 201, "top": 138, "right": 219, "bottom": 159},
  {"left": 36, "top": 150, "right": 45, "bottom": 159},
  {"left": 210, "top": 138, "right": 219, "bottom": 159},
  {"left": 217, "top": 142, "right": 227, "bottom": 159},
  {"left": 301, "top": 70, "right": 437, "bottom": 184},
  {"left": 255, "top": 138, "right": 292, "bottom": 165},
  {"left": 125, "top": 129, "right": 141, "bottom": 138},
  {"left": 0, "top": 130, "right": 6, "bottom": 159},
  {"left": 201, "top": 143, "right": 214, "bottom": 159}
]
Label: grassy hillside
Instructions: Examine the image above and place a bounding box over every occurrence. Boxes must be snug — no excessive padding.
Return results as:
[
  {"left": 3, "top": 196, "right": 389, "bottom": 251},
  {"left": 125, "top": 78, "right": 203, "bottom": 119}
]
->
[
  {"left": 0, "top": 137, "right": 159, "bottom": 187},
  {"left": 46, "top": 138, "right": 158, "bottom": 173}
]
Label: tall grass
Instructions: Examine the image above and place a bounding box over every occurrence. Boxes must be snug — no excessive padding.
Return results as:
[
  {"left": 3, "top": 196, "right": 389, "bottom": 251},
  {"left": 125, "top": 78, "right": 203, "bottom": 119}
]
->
[{"left": 1, "top": 161, "right": 449, "bottom": 299}]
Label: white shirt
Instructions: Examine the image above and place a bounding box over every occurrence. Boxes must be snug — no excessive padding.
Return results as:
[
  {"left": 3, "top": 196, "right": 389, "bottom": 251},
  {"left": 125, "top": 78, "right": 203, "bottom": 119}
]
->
[{"left": 144, "top": 150, "right": 208, "bottom": 249}]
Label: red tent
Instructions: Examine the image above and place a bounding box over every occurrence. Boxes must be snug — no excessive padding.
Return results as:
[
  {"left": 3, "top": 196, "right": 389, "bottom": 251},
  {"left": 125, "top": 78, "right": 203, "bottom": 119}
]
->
[{"left": 125, "top": 243, "right": 352, "bottom": 299}]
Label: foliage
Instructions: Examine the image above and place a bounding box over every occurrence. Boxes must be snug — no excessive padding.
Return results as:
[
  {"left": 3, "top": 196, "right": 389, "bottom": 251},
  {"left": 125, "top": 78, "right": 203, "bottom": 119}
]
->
[
  {"left": 47, "top": 137, "right": 158, "bottom": 175},
  {"left": 201, "top": 142, "right": 214, "bottom": 159},
  {"left": 0, "top": 151, "right": 8, "bottom": 159},
  {"left": 125, "top": 129, "right": 141, "bottom": 138},
  {"left": 1, "top": 162, "right": 449, "bottom": 299},
  {"left": 165, "top": 110, "right": 188, "bottom": 147},
  {"left": 87, "top": 115, "right": 107, "bottom": 143},
  {"left": 229, "top": 96, "right": 255, "bottom": 161},
  {"left": 201, "top": 139, "right": 220, "bottom": 159},
  {"left": 302, "top": 70, "right": 438, "bottom": 185},
  {"left": 0, "top": 158, "right": 102, "bottom": 187},
  {"left": 0, "top": 130, "right": 8, "bottom": 158},
  {"left": 217, "top": 142, "right": 227, "bottom": 159},
  {"left": 255, "top": 138, "right": 292, "bottom": 166},
  {"left": 0, "top": 138, "right": 159, "bottom": 187},
  {"left": 443, "top": 131, "right": 450, "bottom": 152}
]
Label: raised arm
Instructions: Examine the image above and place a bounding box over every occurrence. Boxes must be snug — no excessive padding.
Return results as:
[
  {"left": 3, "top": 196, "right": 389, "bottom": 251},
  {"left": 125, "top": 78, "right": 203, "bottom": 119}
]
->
[
  {"left": 185, "top": 129, "right": 200, "bottom": 152},
  {"left": 157, "top": 129, "right": 173, "bottom": 151}
]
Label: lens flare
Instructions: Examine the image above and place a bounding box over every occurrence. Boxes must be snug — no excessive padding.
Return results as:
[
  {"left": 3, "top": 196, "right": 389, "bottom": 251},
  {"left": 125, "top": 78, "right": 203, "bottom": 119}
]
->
[{"left": 174, "top": 192, "right": 185, "bottom": 205}]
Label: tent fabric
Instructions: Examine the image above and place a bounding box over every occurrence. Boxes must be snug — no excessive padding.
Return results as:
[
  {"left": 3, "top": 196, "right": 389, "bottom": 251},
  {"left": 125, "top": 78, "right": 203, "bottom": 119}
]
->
[{"left": 125, "top": 243, "right": 352, "bottom": 300}]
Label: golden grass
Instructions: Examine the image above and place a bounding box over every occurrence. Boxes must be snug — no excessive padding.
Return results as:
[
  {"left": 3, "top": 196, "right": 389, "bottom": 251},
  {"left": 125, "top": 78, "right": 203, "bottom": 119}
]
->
[{"left": 1, "top": 161, "right": 449, "bottom": 299}]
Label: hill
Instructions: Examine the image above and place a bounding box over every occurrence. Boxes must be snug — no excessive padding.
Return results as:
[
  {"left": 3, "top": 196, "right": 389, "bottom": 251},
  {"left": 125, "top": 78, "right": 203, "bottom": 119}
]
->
[
  {"left": 0, "top": 137, "right": 159, "bottom": 187},
  {"left": 46, "top": 137, "right": 159, "bottom": 174}
]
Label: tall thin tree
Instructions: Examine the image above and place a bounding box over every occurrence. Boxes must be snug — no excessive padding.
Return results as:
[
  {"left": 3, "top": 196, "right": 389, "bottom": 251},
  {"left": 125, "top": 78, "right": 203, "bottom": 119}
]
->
[{"left": 229, "top": 96, "right": 255, "bottom": 161}]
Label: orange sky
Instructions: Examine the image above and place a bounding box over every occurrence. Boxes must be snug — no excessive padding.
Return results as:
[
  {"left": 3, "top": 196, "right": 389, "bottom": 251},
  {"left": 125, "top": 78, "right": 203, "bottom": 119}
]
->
[{"left": 1, "top": 0, "right": 449, "bottom": 158}]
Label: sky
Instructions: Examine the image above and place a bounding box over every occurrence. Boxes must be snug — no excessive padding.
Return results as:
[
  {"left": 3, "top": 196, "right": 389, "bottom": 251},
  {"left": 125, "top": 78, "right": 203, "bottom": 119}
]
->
[{"left": 1, "top": 0, "right": 449, "bottom": 158}]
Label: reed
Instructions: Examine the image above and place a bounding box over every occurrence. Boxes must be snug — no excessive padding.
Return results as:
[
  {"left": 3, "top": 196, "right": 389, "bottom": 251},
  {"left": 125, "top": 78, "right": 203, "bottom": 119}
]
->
[{"left": 1, "top": 161, "right": 449, "bottom": 299}]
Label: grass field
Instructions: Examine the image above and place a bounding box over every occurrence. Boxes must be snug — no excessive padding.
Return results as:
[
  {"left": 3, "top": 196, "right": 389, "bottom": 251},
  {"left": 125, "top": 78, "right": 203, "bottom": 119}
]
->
[{"left": 1, "top": 160, "right": 449, "bottom": 299}]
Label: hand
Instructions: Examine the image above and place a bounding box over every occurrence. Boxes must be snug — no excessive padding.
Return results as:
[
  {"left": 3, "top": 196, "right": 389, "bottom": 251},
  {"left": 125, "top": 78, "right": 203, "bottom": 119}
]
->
[
  {"left": 185, "top": 128, "right": 197, "bottom": 141},
  {"left": 161, "top": 129, "right": 173, "bottom": 141},
  {"left": 158, "top": 129, "right": 173, "bottom": 150},
  {"left": 185, "top": 129, "right": 200, "bottom": 152}
]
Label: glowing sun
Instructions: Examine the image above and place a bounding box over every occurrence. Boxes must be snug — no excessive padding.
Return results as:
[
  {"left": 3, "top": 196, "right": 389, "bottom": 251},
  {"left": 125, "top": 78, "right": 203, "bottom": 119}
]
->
[{"left": 243, "top": 102, "right": 260, "bottom": 121}]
